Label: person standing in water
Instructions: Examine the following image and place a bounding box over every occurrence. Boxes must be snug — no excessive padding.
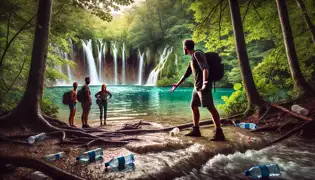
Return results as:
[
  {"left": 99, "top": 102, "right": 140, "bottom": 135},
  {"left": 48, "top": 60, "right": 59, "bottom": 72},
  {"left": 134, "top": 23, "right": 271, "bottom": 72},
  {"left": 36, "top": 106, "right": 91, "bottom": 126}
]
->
[
  {"left": 95, "top": 84, "right": 112, "bottom": 126},
  {"left": 69, "top": 82, "right": 78, "bottom": 127},
  {"left": 170, "top": 39, "right": 225, "bottom": 141}
]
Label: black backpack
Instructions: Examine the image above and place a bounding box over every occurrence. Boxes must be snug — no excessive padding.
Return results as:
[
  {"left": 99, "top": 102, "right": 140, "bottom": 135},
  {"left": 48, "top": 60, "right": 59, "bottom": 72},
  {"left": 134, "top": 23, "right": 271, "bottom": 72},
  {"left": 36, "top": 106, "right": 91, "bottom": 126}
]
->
[
  {"left": 62, "top": 90, "right": 72, "bottom": 105},
  {"left": 77, "top": 88, "right": 83, "bottom": 103},
  {"left": 194, "top": 51, "right": 224, "bottom": 91}
]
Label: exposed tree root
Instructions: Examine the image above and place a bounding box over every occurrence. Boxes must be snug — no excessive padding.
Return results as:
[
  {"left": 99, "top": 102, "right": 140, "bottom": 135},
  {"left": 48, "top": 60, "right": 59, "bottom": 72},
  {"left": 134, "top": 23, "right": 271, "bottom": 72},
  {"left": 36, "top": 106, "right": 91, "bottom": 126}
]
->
[
  {"left": 268, "top": 120, "right": 314, "bottom": 146},
  {"left": 0, "top": 156, "right": 84, "bottom": 180}
]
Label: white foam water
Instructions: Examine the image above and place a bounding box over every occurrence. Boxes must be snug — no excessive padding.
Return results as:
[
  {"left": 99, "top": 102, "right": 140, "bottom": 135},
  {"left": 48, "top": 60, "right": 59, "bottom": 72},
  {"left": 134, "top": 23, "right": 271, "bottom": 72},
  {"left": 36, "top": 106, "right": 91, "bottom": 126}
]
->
[{"left": 176, "top": 140, "right": 315, "bottom": 180}]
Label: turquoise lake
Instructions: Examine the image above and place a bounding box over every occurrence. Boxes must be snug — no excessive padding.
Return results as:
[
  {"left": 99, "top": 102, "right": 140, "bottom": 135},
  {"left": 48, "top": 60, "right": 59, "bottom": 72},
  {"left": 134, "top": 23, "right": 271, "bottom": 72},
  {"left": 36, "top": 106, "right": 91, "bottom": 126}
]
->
[{"left": 44, "top": 86, "right": 233, "bottom": 125}]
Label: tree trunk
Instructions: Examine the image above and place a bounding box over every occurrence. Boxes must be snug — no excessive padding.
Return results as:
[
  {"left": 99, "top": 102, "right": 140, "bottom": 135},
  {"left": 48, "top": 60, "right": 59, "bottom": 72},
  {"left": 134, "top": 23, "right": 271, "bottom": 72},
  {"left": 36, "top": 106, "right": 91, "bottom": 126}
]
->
[
  {"left": 0, "top": 0, "right": 53, "bottom": 128},
  {"left": 228, "top": 0, "right": 265, "bottom": 109},
  {"left": 276, "top": 0, "right": 315, "bottom": 97},
  {"left": 296, "top": 0, "right": 315, "bottom": 43}
]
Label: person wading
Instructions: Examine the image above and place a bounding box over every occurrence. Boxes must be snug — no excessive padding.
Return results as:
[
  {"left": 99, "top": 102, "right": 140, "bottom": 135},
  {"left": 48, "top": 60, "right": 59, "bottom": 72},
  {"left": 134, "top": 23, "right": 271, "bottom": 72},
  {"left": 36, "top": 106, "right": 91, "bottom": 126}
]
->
[
  {"left": 81, "top": 77, "right": 92, "bottom": 128},
  {"left": 69, "top": 82, "right": 78, "bottom": 127},
  {"left": 95, "top": 84, "right": 112, "bottom": 126},
  {"left": 170, "top": 39, "right": 225, "bottom": 141}
]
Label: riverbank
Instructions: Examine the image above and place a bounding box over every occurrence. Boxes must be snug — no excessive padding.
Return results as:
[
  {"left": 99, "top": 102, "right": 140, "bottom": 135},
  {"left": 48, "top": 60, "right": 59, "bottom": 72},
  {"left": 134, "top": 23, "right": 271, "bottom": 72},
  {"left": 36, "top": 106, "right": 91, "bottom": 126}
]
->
[{"left": 0, "top": 120, "right": 275, "bottom": 180}]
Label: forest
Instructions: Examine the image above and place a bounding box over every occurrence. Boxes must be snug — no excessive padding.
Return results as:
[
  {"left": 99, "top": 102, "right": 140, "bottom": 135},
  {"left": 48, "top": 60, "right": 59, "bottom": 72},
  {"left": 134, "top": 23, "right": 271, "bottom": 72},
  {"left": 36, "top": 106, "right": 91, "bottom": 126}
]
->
[{"left": 1, "top": 0, "right": 315, "bottom": 179}]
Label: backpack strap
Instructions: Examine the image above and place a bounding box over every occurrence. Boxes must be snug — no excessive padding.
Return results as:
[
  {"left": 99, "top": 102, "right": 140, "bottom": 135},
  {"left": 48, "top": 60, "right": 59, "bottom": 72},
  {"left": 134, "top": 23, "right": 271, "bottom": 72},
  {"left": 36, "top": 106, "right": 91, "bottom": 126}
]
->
[{"left": 213, "top": 82, "right": 216, "bottom": 92}]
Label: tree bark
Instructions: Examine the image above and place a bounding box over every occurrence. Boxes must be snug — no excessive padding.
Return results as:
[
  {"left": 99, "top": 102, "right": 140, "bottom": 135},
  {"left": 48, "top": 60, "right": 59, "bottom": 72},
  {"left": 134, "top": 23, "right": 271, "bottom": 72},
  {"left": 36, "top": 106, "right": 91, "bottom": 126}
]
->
[
  {"left": 228, "top": 0, "right": 265, "bottom": 109},
  {"left": 276, "top": 0, "right": 315, "bottom": 97},
  {"left": 296, "top": 0, "right": 315, "bottom": 43},
  {"left": 0, "top": 0, "right": 53, "bottom": 128}
]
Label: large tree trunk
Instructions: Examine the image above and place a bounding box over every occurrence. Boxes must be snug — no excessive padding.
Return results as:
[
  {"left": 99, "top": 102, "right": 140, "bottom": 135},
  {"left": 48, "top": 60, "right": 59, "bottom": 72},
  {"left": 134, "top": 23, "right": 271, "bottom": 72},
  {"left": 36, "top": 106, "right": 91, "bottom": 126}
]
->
[
  {"left": 296, "top": 0, "right": 315, "bottom": 43},
  {"left": 276, "top": 0, "right": 315, "bottom": 97},
  {"left": 228, "top": 0, "right": 265, "bottom": 110},
  {"left": 0, "top": 0, "right": 53, "bottom": 129}
]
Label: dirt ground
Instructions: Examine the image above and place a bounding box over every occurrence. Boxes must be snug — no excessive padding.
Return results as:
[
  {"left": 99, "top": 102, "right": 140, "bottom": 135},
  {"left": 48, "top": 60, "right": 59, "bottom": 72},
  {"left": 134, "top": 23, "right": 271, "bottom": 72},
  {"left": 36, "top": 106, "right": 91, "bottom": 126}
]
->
[{"left": 0, "top": 120, "right": 274, "bottom": 180}]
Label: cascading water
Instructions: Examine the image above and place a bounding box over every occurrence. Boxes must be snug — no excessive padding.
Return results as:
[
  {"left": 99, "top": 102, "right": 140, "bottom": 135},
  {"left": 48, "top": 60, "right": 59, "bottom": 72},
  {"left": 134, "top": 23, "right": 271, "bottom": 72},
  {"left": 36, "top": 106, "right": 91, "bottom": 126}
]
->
[
  {"left": 64, "top": 52, "right": 73, "bottom": 83},
  {"left": 82, "top": 39, "right": 100, "bottom": 85},
  {"left": 111, "top": 41, "right": 118, "bottom": 84},
  {"left": 146, "top": 45, "right": 173, "bottom": 86},
  {"left": 138, "top": 50, "right": 145, "bottom": 85},
  {"left": 122, "top": 43, "right": 126, "bottom": 85},
  {"left": 97, "top": 40, "right": 105, "bottom": 83}
]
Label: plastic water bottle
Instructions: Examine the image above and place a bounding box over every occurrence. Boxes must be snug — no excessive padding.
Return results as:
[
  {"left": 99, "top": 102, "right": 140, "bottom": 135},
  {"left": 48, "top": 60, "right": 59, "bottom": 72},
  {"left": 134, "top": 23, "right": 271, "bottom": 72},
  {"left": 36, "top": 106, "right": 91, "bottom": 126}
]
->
[
  {"left": 236, "top": 123, "right": 257, "bottom": 130},
  {"left": 43, "top": 152, "right": 65, "bottom": 161},
  {"left": 26, "top": 133, "right": 47, "bottom": 144},
  {"left": 244, "top": 164, "right": 281, "bottom": 178},
  {"left": 105, "top": 154, "right": 135, "bottom": 168},
  {"left": 291, "top": 105, "right": 309, "bottom": 116},
  {"left": 30, "top": 171, "right": 49, "bottom": 180},
  {"left": 169, "top": 127, "right": 180, "bottom": 136},
  {"left": 76, "top": 148, "right": 103, "bottom": 162}
]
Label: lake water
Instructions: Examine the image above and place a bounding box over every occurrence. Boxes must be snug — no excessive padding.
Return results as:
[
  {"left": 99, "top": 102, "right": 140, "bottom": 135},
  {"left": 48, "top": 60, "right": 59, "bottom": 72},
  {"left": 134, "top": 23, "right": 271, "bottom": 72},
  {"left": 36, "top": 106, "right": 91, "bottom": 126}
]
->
[{"left": 44, "top": 85, "right": 233, "bottom": 124}]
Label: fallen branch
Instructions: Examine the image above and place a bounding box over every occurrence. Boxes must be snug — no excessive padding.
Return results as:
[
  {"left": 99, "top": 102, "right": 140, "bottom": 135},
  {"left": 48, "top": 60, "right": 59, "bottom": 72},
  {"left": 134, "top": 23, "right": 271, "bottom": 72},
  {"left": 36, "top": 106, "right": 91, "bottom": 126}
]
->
[
  {"left": 0, "top": 156, "right": 84, "bottom": 180},
  {"left": 268, "top": 120, "right": 315, "bottom": 146},
  {"left": 271, "top": 104, "right": 312, "bottom": 121}
]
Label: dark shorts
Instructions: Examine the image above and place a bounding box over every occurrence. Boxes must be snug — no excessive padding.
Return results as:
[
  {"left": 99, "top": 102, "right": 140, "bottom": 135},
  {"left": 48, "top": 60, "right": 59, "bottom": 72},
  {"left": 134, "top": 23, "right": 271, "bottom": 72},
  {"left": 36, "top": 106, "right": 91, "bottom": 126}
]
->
[
  {"left": 81, "top": 101, "right": 91, "bottom": 112},
  {"left": 69, "top": 102, "right": 77, "bottom": 110},
  {"left": 191, "top": 90, "right": 215, "bottom": 108}
]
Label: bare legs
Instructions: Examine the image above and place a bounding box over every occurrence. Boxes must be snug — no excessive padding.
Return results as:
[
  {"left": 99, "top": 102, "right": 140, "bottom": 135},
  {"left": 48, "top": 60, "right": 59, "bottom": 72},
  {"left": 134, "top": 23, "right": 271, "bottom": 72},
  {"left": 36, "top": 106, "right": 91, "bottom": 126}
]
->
[
  {"left": 191, "top": 105, "right": 200, "bottom": 127},
  {"left": 69, "top": 108, "right": 76, "bottom": 126},
  {"left": 207, "top": 107, "right": 221, "bottom": 128}
]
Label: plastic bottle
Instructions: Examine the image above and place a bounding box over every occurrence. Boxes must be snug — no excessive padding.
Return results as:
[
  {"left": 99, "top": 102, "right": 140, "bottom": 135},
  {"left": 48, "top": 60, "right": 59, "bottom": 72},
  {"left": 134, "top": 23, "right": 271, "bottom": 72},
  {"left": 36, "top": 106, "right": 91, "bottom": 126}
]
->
[
  {"left": 169, "top": 127, "right": 180, "bottom": 136},
  {"left": 26, "top": 133, "right": 47, "bottom": 144},
  {"left": 30, "top": 171, "right": 49, "bottom": 180},
  {"left": 43, "top": 152, "right": 65, "bottom": 161},
  {"left": 105, "top": 153, "right": 135, "bottom": 168},
  {"left": 236, "top": 123, "right": 257, "bottom": 130},
  {"left": 291, "top": 105, "right": 309, "bottom": 116},
  {"left": 76, "top": 148, "right": 103, "bottom": 162},
  {"left": 244, "top": 164, "right": 281, "bottom": 178}
]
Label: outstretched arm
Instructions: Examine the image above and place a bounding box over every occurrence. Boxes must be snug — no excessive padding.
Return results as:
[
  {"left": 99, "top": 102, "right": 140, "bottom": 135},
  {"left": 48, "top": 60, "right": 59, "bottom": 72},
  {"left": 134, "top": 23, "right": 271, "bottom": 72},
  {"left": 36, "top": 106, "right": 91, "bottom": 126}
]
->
[{"left": 170, "top": 63, "right": 192, "bottom": 92}]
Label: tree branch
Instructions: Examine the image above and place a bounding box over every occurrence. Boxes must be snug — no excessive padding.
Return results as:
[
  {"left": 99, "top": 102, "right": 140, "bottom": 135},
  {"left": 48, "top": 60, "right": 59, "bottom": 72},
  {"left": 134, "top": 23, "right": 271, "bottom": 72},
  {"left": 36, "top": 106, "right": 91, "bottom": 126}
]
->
[
  {"left": 242, "top": 0, "right": 252, "bottom": 22},
  {"left": 0, "top": 14, "right": 36, "bottom": 70},
  {"left": 198, "top": 0, "right": 224, "bottom": 29}
]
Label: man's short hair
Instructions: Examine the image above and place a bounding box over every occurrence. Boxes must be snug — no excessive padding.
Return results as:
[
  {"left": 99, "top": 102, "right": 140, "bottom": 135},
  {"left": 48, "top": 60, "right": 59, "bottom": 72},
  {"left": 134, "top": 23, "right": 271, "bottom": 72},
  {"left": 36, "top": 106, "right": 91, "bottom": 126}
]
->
[
  {"left": 183, "top": 39, "right": 195, "bottom": 50},
  {"left": 85, "top": 77, "right": 90, "bottom": 82},
  {"left": 73, "top": 82, "right": 78, "bottom": 87}
]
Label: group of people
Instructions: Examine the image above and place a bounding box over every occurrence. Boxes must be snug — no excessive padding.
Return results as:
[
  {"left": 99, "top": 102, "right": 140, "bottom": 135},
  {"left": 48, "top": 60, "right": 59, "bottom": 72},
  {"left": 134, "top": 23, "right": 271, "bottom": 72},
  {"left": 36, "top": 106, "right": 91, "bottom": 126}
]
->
[
  {"left": 68, "top": 77, "right": 112, "bottom": 128},
  {"left": 66, "top": 39, "right": 225, "bottom": 141}
]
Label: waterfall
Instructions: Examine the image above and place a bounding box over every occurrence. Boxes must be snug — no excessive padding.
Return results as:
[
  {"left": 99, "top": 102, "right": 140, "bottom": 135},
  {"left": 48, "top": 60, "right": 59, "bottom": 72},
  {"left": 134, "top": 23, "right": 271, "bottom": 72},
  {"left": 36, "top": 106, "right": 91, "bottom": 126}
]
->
[
  {"left": 111, "top": 41, "right": 118, "bottom": 84},
  {"left": 121, "top": 43, "right": 126, "bottom": 85},
  {"left": 64, "top": 52, "right": 73, "bottom": 83},
  {"left": 138, "top": 50, "right": 145, "bottom": 85},
  {"left": 97, "top": 40, "right": 105, "bottom": 83},
  {"left": 146, "top": 45, "right": 173, "bottom": 86},
  {"left": 81, "top": 39, "right": 100, "bottom": 85}
]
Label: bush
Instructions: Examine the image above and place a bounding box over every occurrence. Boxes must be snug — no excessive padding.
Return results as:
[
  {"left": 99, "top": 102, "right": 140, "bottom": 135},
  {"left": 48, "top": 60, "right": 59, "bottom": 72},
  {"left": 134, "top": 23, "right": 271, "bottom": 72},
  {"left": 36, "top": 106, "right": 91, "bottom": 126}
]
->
[{"left": 218, "top": 83, "right": 247, "bottom": 116}]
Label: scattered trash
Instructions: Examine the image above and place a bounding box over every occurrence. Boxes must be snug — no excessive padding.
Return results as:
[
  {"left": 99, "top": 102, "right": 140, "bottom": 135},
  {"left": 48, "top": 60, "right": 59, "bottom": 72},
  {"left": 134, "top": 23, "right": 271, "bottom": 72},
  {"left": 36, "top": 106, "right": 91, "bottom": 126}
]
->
[
  {"left": 26, "top": 133, "right": 47, "bottom": 144},
  {"left": 291, "top": 104, "right": 309, "bottom": 116},
  {"left": 76, "top": 148, "right": 103, "bottom": 162},
  {"left": 43, "top": 152, "right": 65, "bottom": 161},
  {"left": 169, "top": 127, "right": 180, "bottom": 136},
  {"left": 236, "top": 123, "right": 257, "bottom": 130},
  {"left": 30, "top": 171, "right": 49, "bottom": 180},
  {"left": 105, "top": 163, "right": 135, "bottom": 172},
  {"left": 244, "top": 164, "right": 281, "bottom": 178},
  {"left": 237, "top": 132, "right": 258, "bottom": 143},
  {"left": 105, "top": 153, "right": 135, "bottom": 169}
]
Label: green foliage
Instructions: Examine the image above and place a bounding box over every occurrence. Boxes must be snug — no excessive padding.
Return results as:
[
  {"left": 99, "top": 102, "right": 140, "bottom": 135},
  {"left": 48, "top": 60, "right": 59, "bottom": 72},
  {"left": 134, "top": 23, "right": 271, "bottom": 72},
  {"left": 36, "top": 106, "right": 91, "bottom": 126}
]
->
[
  {"left": 41, "top": 97, "right": 59, "bottom": 118},
  {"left": 218, "top": 83, "right": 247, "bottom": 116}
]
